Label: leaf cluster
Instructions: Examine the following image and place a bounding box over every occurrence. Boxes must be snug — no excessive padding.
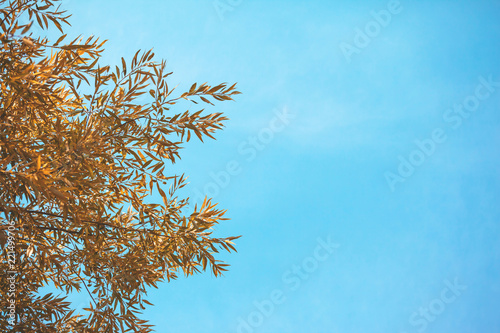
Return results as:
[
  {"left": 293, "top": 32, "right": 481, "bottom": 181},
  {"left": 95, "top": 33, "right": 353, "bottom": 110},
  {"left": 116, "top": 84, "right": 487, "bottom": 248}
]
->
[{"left": 0, "top": 1, "right": 241, "bottom": 331}]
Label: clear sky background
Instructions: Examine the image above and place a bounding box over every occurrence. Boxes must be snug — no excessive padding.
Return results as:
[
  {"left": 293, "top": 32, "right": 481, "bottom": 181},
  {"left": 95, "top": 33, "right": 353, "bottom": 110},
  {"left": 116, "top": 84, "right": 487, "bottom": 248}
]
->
[{"left": 42, "top": 0, "right": 500, "bottom": 332}]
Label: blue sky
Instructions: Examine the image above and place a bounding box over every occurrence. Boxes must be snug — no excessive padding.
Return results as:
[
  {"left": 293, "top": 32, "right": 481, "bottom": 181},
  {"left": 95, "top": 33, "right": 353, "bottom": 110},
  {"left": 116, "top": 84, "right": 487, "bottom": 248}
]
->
[{"left": 45, "top": 0, "right": 500, "bottom": 332}]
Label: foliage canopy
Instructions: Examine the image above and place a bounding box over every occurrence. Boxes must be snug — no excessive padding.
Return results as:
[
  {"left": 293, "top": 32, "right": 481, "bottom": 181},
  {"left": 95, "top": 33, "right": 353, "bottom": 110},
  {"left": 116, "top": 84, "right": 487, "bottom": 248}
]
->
[{"left": 0, "top": 0, "right": 240, "bottom": 331}]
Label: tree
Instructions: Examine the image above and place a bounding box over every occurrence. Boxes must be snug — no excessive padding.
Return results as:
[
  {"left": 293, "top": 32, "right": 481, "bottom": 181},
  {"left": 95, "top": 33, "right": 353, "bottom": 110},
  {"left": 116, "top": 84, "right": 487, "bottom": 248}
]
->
[{"left": 0, "top": 0, "right": 241, "bottom": 331}]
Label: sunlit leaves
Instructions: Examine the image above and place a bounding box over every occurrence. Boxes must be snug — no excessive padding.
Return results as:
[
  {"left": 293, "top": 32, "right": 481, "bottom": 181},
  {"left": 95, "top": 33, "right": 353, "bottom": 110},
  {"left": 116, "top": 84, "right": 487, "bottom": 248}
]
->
[{"left": 0, "top": 0, "right": 241, "bottom": 331}]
